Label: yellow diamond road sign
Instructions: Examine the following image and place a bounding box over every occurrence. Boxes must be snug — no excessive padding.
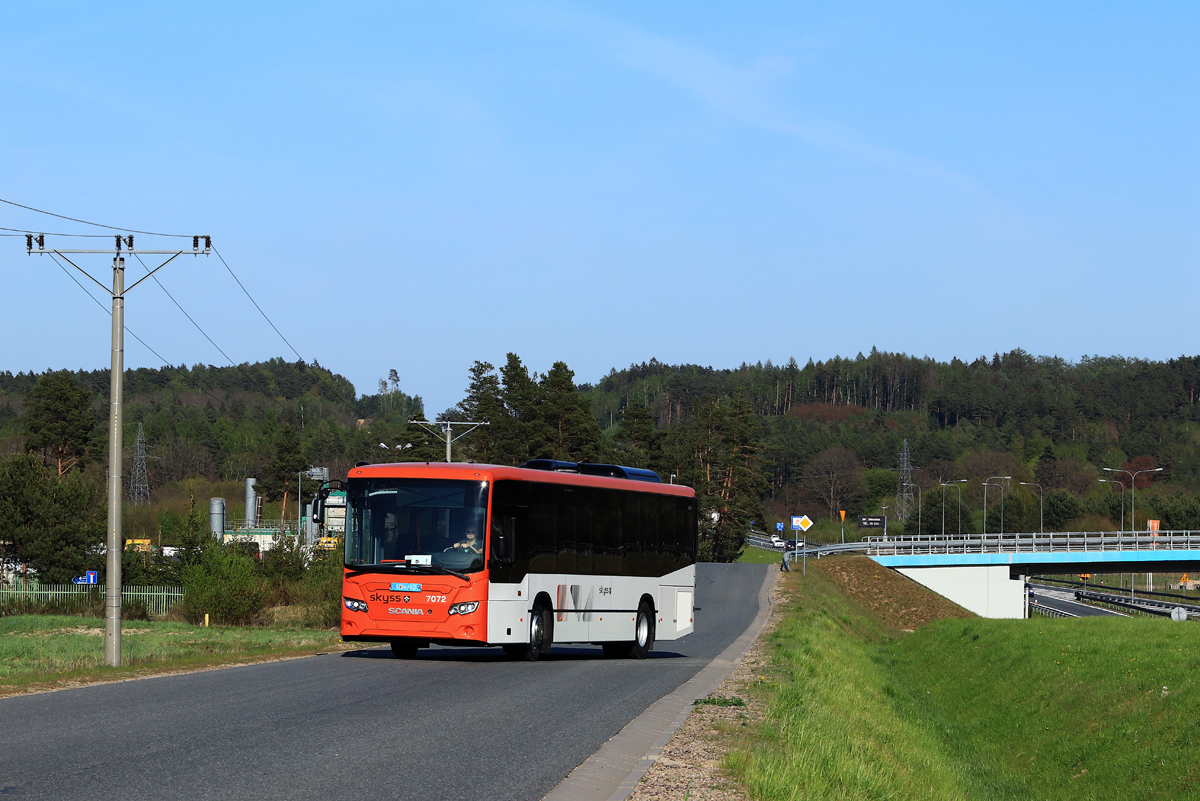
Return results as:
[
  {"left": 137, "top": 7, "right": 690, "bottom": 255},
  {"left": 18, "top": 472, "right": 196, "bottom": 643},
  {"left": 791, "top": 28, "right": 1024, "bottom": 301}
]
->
[{"left": 799, "top": 515, "right": 814, "bottom": 532}]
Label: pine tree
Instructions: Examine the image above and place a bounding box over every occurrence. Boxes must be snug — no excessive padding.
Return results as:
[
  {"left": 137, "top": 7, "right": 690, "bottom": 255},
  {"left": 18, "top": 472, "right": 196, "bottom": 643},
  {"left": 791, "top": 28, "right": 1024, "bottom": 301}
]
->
[
  {"left": 0, "top": 455, "right": 104, "bottom": 583},
  {"left": 456, "top": 361, "right": 504, "bottom": 463},
  {"left": 614, "top": 401, "right": 662, "bottom": 472},
  {"left": 23, "top": 371, "right": 96, "bottom": 475},
  {"left": 541, "top": 361, "right": 605, "bottom": 462},
  {"left": 494, "top": 354, "right": 545, "bottom": 465}
]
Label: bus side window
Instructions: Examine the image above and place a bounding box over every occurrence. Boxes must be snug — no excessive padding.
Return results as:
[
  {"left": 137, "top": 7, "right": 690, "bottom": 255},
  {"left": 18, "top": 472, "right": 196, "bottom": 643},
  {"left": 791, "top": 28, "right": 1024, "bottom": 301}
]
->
[{"left": 622, "top": 493, "right": 644, "bottom": 577}]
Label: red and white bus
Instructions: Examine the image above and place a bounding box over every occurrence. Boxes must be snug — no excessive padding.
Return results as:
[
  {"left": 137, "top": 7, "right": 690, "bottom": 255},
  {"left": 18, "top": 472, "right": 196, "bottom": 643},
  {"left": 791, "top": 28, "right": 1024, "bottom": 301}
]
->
[{"left": 336, "top": 459, "right": 697, "bottom": 660}]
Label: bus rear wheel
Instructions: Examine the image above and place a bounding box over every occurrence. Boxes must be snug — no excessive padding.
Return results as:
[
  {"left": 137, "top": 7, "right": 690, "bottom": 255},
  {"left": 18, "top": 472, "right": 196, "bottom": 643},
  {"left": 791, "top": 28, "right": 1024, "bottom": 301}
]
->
[
  {"left": 506, "top": 599, "right": 552, "bottom": 661},
  {"left": 606, "top": 602, "right": 655, "bottom": 659},
  {"left": 630, "top": 601, "right": 655, "bottom": 659},
  {"left": 390, "top": 640, "right": 420, "bottom": 659}
]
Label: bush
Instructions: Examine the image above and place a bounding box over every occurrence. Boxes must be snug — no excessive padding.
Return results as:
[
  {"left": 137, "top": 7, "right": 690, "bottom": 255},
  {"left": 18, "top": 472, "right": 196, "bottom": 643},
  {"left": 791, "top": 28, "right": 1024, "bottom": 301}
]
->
[
  {"left": 176, "top": 546, "right": 268, "bottom": 626},
  {"left": 291, "top": 538, "right": 344, "bottom": 629}
]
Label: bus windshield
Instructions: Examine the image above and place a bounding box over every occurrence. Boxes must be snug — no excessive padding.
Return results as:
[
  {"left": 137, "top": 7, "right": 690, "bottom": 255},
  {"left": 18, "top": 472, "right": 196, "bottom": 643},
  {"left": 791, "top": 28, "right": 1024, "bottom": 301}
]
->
[{"left": 345, "top": 477, "right": 489, "bottom": 575}]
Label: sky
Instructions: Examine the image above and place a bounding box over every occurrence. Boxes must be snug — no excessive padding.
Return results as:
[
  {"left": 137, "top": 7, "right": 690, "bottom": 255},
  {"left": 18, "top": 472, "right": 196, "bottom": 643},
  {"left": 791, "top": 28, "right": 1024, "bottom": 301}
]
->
[{"left": 1, "top": 1, "right": 1197, "bottom": 414}]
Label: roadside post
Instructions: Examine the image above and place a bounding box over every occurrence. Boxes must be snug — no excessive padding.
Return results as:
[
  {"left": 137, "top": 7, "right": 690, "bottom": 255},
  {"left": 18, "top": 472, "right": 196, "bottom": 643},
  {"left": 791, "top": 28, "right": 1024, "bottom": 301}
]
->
[
  {"left": 839, "top": 510, "right": 846, "bottom": 544},
  {"left": 792, "top": 515, "right": 814, "bottom": 575}
]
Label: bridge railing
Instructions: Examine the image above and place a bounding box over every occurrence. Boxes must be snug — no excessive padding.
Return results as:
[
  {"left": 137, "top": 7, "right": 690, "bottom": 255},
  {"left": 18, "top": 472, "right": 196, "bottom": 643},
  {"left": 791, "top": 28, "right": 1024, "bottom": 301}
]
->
[{"left": 863, "top": 530, "right": 1200, "bottom": 556}]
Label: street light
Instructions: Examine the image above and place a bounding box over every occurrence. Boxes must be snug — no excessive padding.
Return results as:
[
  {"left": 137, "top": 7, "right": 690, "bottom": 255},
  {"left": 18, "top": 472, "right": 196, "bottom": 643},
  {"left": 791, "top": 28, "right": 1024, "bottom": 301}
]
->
[
  {"left": 1020, "top": 482, "right": 1043, "bottom": 534},
  {"left": 1102, "top": 467, "right": 1163, "bottom": 531},
  {"left": 1099, "top": 478, "right": 1125, "bottom": 533},
  {"left": 941, "top": 480, "right": 967, "bottom": 537},
  {"left": 881, "top": 505, "right": 889, "bottom": 536},
  {"left": 904, "top": 482, "right": 922, "bottom": 535},
  {"left": 982, "top": 476, "right": 1011, "bottom": 536}
]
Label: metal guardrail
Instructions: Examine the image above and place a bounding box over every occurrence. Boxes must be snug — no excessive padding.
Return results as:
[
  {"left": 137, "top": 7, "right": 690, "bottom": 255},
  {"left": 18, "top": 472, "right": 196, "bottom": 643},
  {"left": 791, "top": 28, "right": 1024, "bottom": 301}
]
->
[
  {"left": 0, "top": 582, "right": 184, "bottom": 617},
  {"left": 863, "top": 530, "right": 1200, "bottom": 555},
  {"left": 1075, "top": 590, "right": 1195, "bottom": 619},
  {"left": 1030, "top": 603, "right": 1076, "bottom": 619}
]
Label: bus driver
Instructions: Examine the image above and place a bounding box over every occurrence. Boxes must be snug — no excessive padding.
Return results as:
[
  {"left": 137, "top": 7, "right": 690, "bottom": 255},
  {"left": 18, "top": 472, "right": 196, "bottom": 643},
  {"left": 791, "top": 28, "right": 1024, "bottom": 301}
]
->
[{"left": 452, "top": 526, "right": 483, "bottom": 554}]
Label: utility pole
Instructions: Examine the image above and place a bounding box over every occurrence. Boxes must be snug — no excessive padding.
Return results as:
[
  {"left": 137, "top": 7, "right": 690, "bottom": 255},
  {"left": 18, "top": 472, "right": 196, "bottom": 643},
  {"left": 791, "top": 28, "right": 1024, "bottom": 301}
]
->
[
  {"left": 25, "top": 233, "right": 210, "bottom": 666},
  {"left": 409, "top": 419, "right": 489, "bottom": 463}
]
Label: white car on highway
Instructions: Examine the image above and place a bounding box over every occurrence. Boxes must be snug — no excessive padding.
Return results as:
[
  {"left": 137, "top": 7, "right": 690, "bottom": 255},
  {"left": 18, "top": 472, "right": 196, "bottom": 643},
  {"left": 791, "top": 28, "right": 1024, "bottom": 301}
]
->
[{"left": 769, "top": 534, "right": 785, "bottom": 548}]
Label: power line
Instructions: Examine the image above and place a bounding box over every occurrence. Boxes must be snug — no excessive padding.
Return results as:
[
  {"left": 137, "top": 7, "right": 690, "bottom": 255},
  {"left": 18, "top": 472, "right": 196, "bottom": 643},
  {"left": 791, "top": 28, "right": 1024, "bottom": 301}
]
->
[
  {"left": 48, "top": 252, "right": 232, "bottom": 412},
  {"left": 132, "top": 253, "right": 292, "bottom": 414},
  {"left": 0, "top": 196, "right": 193, "bottom": 237},
  {"left": 212, "top": 245, "right": 362, "bottom": 415},
  {"left": 1, "top": 225, "right": 113, "bottom": 237}
]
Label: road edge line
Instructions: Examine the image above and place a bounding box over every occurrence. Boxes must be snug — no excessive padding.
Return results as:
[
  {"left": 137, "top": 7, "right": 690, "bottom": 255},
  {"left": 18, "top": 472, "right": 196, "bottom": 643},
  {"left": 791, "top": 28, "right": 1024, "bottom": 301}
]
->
[{"left": 541, "top": 564, "right": 776, "bottom": 801}]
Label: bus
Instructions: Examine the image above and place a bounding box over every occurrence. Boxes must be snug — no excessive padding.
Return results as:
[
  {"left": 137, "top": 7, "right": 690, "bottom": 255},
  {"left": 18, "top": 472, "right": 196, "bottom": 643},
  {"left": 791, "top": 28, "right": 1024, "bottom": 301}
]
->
[{"left": 334, "top": 459, "right": 697, "bottom": 661}]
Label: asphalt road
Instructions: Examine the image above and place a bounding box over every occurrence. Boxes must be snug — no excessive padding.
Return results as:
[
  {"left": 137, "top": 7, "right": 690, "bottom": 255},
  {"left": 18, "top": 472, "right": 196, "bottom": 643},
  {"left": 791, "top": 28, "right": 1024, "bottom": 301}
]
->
[
  {"left": 1028, "top": 583, "right": 1122, "bottom": 617},
  {"left": 0, "top": 563, "right": 768, "bottom": 801}
]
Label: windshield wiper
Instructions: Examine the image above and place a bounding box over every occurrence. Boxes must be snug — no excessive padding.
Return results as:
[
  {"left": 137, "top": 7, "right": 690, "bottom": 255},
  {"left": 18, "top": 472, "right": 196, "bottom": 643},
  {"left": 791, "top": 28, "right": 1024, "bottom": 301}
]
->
[{"left": 406, "top": 564, "right": 469, "bottom": 581}]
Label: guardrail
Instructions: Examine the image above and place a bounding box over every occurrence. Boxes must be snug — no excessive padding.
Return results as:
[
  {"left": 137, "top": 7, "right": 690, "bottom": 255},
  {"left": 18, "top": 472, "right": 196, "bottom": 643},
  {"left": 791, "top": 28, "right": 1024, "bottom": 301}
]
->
[
  {"left": 0, "top": 582, "right": 184, "bottom": 617},
  {"left": 1074, "top": 590, "right": 1195, "bottom": 619},
  {"left": 863, "top": 530, "right": 1200, "bottom": 555},
  {"left": 1030, "top": 603, "right": 1076, "bottom": 619}
]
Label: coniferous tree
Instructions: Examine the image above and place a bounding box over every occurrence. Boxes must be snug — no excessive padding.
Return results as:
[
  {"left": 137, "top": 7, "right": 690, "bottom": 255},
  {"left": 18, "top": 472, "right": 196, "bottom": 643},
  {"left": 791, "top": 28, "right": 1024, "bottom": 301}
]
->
[
  {"left": 0, "top": 454, "right": 103, "bottom": 582},
  {"left": 615, "top": 401, "right": 663, "bottom": 472},
  {"left": 456, "top": 361, "right": 505, "bottom": 463},
  {"left": 494, "top": 354, "right": 545, "bottom": 465},
  {"left": 23, "top": 371, "right": 96, "bottom": 475},
  {"left": 541, "top": 361, "right": 605, "bottom": 462}
]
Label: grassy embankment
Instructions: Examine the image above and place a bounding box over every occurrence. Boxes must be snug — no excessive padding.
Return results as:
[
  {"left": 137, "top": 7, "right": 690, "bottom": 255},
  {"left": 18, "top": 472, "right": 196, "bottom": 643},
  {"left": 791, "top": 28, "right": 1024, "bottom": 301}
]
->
[
  {"left": 727, "top": 556, "right": 1200, "bottom": 800},
  {"left": 0, "top": 615, "right": 349, "bottom": 695}
]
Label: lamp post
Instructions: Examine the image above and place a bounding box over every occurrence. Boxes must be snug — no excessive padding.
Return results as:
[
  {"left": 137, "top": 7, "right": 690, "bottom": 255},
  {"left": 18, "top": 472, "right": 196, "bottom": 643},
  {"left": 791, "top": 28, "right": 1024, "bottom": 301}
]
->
[
  {"left": 881, "top": 505, "right": 889, "bottom": 536},
  {"left": 941, "top": 480, "right": 967, "bottom": 538},
  {"left": 1102, "top": 467, "right": 1162, "bottom": 532},
  {"left": 1099, "top": 478, "right": 1125, "bottom": 533},
  {"left": 904, "top": 482, "right": 922, "bottom": 535},
  {"left": 982, "top": 476, "right": 1011, "bottom": 536},
  {"left": 1020, "top": 482, "right": 1043, "bottom": 534}
]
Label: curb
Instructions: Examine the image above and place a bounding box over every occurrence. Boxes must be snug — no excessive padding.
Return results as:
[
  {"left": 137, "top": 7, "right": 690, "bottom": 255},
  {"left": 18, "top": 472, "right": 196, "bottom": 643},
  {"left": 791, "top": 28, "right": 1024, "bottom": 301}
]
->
[{"left": 541, "top": 565, "right": 776, "bottom": 801}]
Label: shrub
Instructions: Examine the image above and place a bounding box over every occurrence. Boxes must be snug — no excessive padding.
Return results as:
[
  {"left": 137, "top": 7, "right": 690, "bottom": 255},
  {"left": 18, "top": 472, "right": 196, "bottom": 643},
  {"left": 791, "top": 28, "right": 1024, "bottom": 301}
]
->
[{"left": 176, "top": 546, "right": 268, "bottom": 626}]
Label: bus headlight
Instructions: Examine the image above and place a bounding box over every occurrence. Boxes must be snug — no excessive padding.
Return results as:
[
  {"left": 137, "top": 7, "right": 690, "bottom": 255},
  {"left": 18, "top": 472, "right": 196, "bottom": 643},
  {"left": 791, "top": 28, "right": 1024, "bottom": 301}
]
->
[
  {"left": 448, "top": 601, "right": 478, "bottom": 615},
  {"left": 343, "top": 598, "right": 368, "bottom": 613}
]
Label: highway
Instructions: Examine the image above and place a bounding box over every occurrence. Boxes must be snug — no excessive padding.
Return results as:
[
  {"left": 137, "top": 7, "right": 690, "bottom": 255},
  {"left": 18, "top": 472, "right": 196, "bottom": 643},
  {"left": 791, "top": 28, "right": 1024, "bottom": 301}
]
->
[
  {"left": 0, "top": 563, "right": 769, "bottom": 801},
  {"left": 1027, "top": 582, "right": 1123, "bottom": 618}
]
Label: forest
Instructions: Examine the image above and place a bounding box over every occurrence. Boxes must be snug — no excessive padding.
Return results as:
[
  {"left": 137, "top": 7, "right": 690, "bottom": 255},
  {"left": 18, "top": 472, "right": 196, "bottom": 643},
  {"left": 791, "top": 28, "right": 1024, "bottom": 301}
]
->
[{"left": 2, "top": 347, "right": 1199, "bottom": 580}]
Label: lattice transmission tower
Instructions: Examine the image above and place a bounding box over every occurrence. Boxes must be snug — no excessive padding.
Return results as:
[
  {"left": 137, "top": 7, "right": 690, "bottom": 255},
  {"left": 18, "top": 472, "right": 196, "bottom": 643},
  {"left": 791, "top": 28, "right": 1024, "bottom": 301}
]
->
[
  {"left": 895, "top": 438, "right": 915, "bottom": 523},
  {"left": 129, "top": 423, "right": 150, "bottom": 506}
]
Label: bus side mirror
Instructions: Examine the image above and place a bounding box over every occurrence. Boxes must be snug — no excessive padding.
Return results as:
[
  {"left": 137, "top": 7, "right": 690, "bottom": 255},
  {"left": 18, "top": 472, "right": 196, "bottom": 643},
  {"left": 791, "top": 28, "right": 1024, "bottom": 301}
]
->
[{"left": 492, "top": 530, "right": 511, "bottom": 561}]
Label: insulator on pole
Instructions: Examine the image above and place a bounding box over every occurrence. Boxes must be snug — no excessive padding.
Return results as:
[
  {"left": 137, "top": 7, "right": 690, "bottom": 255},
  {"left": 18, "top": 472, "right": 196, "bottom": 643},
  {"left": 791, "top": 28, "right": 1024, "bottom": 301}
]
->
[
  {"left": 36, "top": 234, "right": 44, "bottom": 249},
  {"left": 116, "top": 235, "right": 122, "bottom": 250},
  {"left": 25, "top": 234, "right": 32, "bottom": 249},
  {"left": 204, "top": 235, "right": 211, "bottom": 250},
  {"left": 125, "top": 235, "right": 133, "bottom": 249},
  {"left": 193, "top": 235, "right": 199, "bottom": 250}
]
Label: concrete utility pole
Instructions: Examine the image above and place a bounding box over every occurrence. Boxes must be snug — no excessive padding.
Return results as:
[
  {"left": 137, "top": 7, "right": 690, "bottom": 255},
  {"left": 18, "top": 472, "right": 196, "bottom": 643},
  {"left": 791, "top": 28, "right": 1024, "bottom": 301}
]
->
[
  {"left": 26, "top": 234, "right": 210, "bottom": 667},
  {"left": 409, "top": 420, "right": 489, "bottom": 463}
]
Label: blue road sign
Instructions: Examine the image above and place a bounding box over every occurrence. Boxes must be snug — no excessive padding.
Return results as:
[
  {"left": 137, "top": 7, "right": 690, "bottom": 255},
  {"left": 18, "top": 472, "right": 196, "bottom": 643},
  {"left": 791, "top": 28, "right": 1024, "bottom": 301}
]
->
[
  {"left": 776, "top": 522, "right": 784, "bottom": 532},
  {"left": 791, "top": 516, "right": 802, "bottom": 531},
  {"left": 85, "top": 570, "right": 98, "bottom": 584}
]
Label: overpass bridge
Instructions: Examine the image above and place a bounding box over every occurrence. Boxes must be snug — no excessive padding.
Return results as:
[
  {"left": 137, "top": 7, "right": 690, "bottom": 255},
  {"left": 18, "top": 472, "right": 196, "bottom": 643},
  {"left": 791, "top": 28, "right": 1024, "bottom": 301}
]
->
[{"left": 806, "top": 531, "right": 1200, "bottom": 619}]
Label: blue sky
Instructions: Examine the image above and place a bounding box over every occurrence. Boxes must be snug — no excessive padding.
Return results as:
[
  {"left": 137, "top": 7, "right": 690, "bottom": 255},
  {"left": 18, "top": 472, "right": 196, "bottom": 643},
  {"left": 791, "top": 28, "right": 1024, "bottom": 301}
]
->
[{"left": 2, "top": 2, "right": 1197, "bottom": 414}]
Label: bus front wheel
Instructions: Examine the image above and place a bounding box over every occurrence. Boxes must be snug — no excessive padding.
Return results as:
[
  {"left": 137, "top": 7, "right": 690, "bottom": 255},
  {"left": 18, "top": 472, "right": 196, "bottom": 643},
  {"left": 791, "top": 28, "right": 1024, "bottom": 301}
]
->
[{"left": 506, "top": 599, "right": 552, "bottom": 661}]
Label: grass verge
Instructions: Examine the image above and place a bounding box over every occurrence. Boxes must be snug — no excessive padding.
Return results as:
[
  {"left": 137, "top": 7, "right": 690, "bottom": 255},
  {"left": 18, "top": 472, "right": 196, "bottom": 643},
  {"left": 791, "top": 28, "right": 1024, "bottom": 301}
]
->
[
  {"left": 726, "top": 556, "right": 1200, "bottom": 799},
  {"left": 0, "top": 615, "right": 352, "bottom": 695}
]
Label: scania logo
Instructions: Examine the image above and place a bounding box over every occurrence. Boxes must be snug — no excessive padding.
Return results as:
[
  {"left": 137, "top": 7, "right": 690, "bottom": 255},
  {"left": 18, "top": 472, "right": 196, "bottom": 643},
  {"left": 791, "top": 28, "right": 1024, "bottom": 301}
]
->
[{"left": 402, "top": 595, "right": 410, "bottom": 603}]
